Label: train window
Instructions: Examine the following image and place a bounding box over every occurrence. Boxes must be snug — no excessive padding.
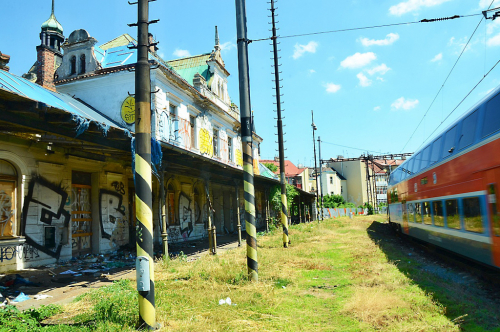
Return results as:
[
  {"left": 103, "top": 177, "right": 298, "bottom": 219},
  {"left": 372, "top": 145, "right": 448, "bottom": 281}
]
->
[
  {"left": 445, "top": 199, "right": 460, "bottom": 229},
  {"left": 408, "top": 203, "right": 414, "bottom": 222},
  {"left": 421, "top": 146, "right": 431, "bottom": 170},
  {"left": 430, "top": 136, "right": 443, "bottom": 165},
  {"left": 463, "top": 197, "right": 483, "bottom": 233},
  {"left": 482, "top": 92, "right": 500, "bottom": 138},
  {"left": 433, "top": 201, "right": 444, "bottom": 226},
  {"left": 423, "top": 202, "right": 432, "bottom": 224},
  {"left": 410, "top": 152, "right": 421, "bottom": 174},
  {"left": 414, "top": 202, "right": 422, "bottom": 223},
  {"left": 441, "top": 125, "right": 458, "bottom": 159},
  {"left": 458, "top": 110, "right": 478, "bottom": 150}
]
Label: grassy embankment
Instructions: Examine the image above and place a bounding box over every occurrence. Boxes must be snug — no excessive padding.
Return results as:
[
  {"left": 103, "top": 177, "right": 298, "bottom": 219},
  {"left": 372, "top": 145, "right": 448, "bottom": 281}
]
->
[{"left": 3, "top": 215, "right": 499, "bottom": 331}]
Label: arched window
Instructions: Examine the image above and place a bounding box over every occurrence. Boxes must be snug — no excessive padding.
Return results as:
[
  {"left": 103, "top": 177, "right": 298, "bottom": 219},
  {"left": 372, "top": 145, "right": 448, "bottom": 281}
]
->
[
  {"left": 79, "top": 54, "right": 86, "bottom": 74},
  {"left": 70, "top": 56, "right": 76, "bottom": 75},
  {"left": 0, "top": 160, "right": 17, "bottom": 238}
]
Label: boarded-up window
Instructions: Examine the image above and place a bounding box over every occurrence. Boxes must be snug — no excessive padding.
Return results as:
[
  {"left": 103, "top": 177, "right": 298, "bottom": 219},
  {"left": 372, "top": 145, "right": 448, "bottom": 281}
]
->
[{"left": 0, "top": 160, "right": 17, "bottom": 238}]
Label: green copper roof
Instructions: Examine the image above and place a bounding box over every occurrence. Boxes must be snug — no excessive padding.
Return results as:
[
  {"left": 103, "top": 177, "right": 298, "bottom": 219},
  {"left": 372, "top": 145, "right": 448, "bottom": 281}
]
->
[
  {"left": 41, "top": 1, "right": 63, "bottom": 34},
  {"left": 167, "top": 53, "right": 212, "bottom": 86}
]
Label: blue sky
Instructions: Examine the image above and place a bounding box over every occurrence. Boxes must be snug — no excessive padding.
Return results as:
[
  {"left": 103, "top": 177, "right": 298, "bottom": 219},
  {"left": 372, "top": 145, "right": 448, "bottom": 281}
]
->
[{"left": 2, "top": 0, "right": 500, "bottom": 167}]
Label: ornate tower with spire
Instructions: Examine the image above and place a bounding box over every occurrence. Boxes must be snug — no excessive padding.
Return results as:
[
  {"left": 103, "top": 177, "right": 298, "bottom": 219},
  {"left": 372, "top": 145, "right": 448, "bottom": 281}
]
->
[{"left": 36, "top": 0, "right": 64, "bottom": 91}]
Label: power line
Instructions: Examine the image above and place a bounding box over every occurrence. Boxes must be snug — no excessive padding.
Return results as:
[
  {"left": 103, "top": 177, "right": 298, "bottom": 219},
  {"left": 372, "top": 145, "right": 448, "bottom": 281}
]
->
[
  {"left": 321, "top": 140, "right": 385, "bottom": 154},
  {"left": 415, "top": 57, "right": 500, "bottom": 152},
  {"left": 400, "top": 1, "right": 496, "bottom": 152},
  {"left": 250, "top": 13, "right": 481, "bottom": 43}
]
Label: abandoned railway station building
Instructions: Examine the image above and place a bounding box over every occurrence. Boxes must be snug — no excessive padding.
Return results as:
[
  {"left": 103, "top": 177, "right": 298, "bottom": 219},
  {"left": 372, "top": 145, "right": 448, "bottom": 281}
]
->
[{"left": 0, "top": 5, "right": 315, "bottom": 272}]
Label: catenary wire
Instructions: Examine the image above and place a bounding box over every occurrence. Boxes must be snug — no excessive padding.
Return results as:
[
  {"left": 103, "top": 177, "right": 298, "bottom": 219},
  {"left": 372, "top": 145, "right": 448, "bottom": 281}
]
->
[
  {"left": 415, "top": 58, "right": 500, "bottom": 153},
  {"left": 249, "top": 13, "right": 482, "bottom": 42},
  {"left": 400, "top": 1, "right": 496, "bottom": 152},
  {"left": 321, "top": 140, "right": 386, "bottom": 154}
]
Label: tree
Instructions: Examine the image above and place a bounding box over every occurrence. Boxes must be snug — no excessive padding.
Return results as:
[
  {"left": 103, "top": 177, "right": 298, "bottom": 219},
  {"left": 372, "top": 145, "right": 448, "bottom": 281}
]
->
[
  {"left": 270, "top": 184, "right": 299, "bottom": 219},
  {"left": 263, "top": 162, "right": 278, "bottom": 173},
  {"left": 323, "top": 194, "right": 345, "bottom": 208}
]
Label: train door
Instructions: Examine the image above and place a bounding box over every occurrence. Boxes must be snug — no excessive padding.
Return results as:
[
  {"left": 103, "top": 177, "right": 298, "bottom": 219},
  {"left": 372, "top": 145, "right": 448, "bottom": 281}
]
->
[
  {"left": 484, "top": 168, "right": 500, "bottom": 267},
  {"left": 402, "top": 201, "right": 409, "bottom": 234}
]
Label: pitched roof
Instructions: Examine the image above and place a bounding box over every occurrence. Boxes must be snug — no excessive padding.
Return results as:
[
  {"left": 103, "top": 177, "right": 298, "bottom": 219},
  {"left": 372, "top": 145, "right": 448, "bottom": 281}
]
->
[
  {"left": 260, "top": 159, "right": 304, "bottom": 177},
  {"left": 167, "top": 53, "right": 212, "bottom": 86},
  {"left": 99, "top": 34, "right": 135, "bottom": 51}
]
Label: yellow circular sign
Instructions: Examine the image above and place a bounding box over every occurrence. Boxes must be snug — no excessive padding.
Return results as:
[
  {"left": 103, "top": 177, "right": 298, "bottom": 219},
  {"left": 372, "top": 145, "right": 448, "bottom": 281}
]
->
[{"left": 121, "top": 96, "right": 135, "bottom": 124}]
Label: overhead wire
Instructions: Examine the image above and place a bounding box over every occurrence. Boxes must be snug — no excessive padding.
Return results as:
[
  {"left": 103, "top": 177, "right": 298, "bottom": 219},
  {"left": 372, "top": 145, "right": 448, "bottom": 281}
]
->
[
  {"left": 321, "top": 140, "right": 385, "bottom": 154},
  {"left": 249, "top": 13, "right": 482, "bottom": 43},
  {"left": 414, "top": 57, "right": 500, "bottom": 152},
  {"left": 400, "top": 0, "right": 497, "bottom": 153}
]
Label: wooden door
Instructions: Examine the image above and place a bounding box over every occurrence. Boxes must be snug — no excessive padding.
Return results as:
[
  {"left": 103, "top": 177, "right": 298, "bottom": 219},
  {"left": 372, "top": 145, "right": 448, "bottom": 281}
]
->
[{"left": 71, "top": 184, "right": 92, "bottom": 257}]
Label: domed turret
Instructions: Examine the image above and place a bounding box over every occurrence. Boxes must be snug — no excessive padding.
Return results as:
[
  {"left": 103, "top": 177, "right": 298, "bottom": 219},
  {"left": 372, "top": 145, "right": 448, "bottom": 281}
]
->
[{"left": 39, "top": 0, "right": 64, "bottom": 52}]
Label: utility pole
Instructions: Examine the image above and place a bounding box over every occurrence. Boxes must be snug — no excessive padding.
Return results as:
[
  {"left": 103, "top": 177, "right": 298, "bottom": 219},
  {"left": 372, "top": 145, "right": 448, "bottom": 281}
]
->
[
  {"left": 131, "top": 0, "right": 157, "bottom": 329},
  {"left": 235, "top": 0, "right": 258, "bottom": 281},
  {"left": 311, "top": 110, "right": 319, "bottom": 222},
  {"left": 270, "top": 0, "right": 289, "bottom": 248},
  {"left": 318, "top": 136, "right": 324, "bottom": 221}
]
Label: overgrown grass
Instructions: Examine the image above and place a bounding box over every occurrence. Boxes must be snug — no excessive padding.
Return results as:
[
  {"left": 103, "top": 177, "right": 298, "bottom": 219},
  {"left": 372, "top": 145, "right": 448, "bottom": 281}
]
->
[{"left": 27, "top": 215, "right": 500, "bottom": 331}]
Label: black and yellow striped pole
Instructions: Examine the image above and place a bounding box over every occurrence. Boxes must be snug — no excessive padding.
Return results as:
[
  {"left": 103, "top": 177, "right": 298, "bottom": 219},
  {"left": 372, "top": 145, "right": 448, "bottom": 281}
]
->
[
  {"left": 236, "top": 0, "right": 257, "bottom": 281},
  {"left": 132, "top": 0, "right": 157, "bottom": 329},
  {"left": 270, "top": 0, "right": 289, "bottom": 247}
]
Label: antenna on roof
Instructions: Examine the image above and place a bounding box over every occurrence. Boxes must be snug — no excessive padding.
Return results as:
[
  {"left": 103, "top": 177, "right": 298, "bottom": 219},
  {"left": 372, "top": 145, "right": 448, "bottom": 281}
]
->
[{"left": 215, "top": 26, "right": 220, "bottom": 51}]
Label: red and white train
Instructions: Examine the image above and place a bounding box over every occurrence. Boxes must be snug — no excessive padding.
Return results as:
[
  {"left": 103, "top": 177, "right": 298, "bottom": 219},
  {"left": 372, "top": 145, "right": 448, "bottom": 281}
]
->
[{"left": 388, "top": 86, "right": 500, "bottom": 269}]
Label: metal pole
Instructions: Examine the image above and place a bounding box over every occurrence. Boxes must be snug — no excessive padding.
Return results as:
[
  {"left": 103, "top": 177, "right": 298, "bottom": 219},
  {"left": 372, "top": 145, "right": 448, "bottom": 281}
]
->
[
  {"left": 160, "top": 167, "right": 168, "bottom": 259},
  {"left": 270, "top": 0, "right": 289, "bottom": 248},
  {"left": 318, "top": 136, "right": 324, "bottom": 221},
  {"left": 134, "top": 0, "right": 156, "bottom": 329},
  {"left": 235, "top": 0, "right": 257, "bottom": 281},
  {"left": 311, "top": 110, "right": 319, "bottom": 222},
  {"left": 235, "top": 183, "right": 242, "bottom": 247}
]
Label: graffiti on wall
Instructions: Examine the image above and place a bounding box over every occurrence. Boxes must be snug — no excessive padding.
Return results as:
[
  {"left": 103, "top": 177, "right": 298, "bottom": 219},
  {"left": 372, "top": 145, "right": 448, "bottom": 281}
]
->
[
  {"left": 199, "top": 128, "right": 213, "bottom": 157},
  {"left": 70, "top": 186, "right": 92, "bottom": 252},
  {"left": 235, "top": 149, "right": 243, "bottom": 167},
  {"left": 220, "top": 130, "right": 228, "bottom": 163},
  {"left": 157, "top": 111, "right": 170, "bottom": 142},
  {"left": 0, "top": 190, "right": 14, "bottom": 237},
  {"left": 0, "top": 244, "right": 39, "bottom": 262},
  {"left": 99, "top": 189, "right": 127, "bottom": 245},
  {"left": 111, "top": 181, "right": 125, "bottom": 195},
  {"left": 21, "top": 176, "right": 71, "bottom": 259},
  {"left": 179, "top": 192, "right": 193, "bottom": 239},
  {"left": 178, "top": 118, "right": 191, "bottom": 149}
]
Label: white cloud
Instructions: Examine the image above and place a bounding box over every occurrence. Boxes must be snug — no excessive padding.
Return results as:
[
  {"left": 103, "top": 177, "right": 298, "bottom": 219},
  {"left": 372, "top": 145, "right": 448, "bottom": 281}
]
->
[
  {"left": 377, "top": 77, "right": 385, "bottom": 82},
  {"left": 431, "top": 53, "right": 443, "bottom": 62},
  {"left": 357, "top": 73, "right": 372, "bottom": 87},
  {"left": 173, "top": 49, "right": 191, "bottom": 58},
  {"left": 340, "top": 52, "right": 377, "bottom": 69},
  {"left": 487, "top": 19, "right": 500, "bottom": 35},
  {"left": 389, "top": 0, "right": 452, "bottom": 16},
  {"left": 366, "top": 63, "right": 391, "bottom": 75},
  {"left": 309, "top": 69, "right": 316, "bottom": 74},
  {"left": 374, "top": 106, "right": 381, "bottom": 111},
  {"left": 391, "top": 97, "right": 419, "bottom": 110},
  {"left": 487, "top": 33, "right": 500, "bottom": 46},
  {"left": 220, "top": 41, "right": 236, "bottom": 52},
  {"left": 360, "top": 33, "right": 400, "bottom": 46},
  {"left": 325, "top": 83, "right": 342, "bottom": 94},
  {"left": 448, "top": 36, "right": 472, "bottom": 53},
  {"left": 480, "top": 0, "right": 500, "bottom": 9},
  {"left": 293, "top": 41, "right": 318, "bottom": 59}
]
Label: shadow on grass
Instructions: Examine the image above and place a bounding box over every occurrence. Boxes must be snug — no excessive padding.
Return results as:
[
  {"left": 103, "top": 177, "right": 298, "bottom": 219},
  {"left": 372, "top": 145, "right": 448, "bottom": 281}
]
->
[{"left": 366, "top": 220, "right": 500, "bottom": 331}]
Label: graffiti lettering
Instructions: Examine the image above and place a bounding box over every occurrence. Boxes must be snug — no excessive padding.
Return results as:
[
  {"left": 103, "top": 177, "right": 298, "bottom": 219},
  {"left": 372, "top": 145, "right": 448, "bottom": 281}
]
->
[
  {"left": 111, "top": 181, "right": 126, "bottom": 195},
  {"left": 0, "top": 244, "right": 40, "bottom": 262},
  {"left": 178, "top": 118, "right": 191, "bottom": 150},
  {"left": 179, "top": 192, "right": 193, "bottom": 239},
  {"left": 99, "top": 189, "right": 126, "bottom": 241},
  {"left": 22, "top": 176, "right": 70, "bottom": 260},
  {"left": 199, "top": 128, "right": 213, "bottom": 157}
]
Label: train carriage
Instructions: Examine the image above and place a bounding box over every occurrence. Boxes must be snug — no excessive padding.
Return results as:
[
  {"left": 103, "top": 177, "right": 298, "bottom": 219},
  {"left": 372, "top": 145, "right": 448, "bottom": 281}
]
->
[{"left": 388, "top": 85, "right": 500, "bottom": 269}]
